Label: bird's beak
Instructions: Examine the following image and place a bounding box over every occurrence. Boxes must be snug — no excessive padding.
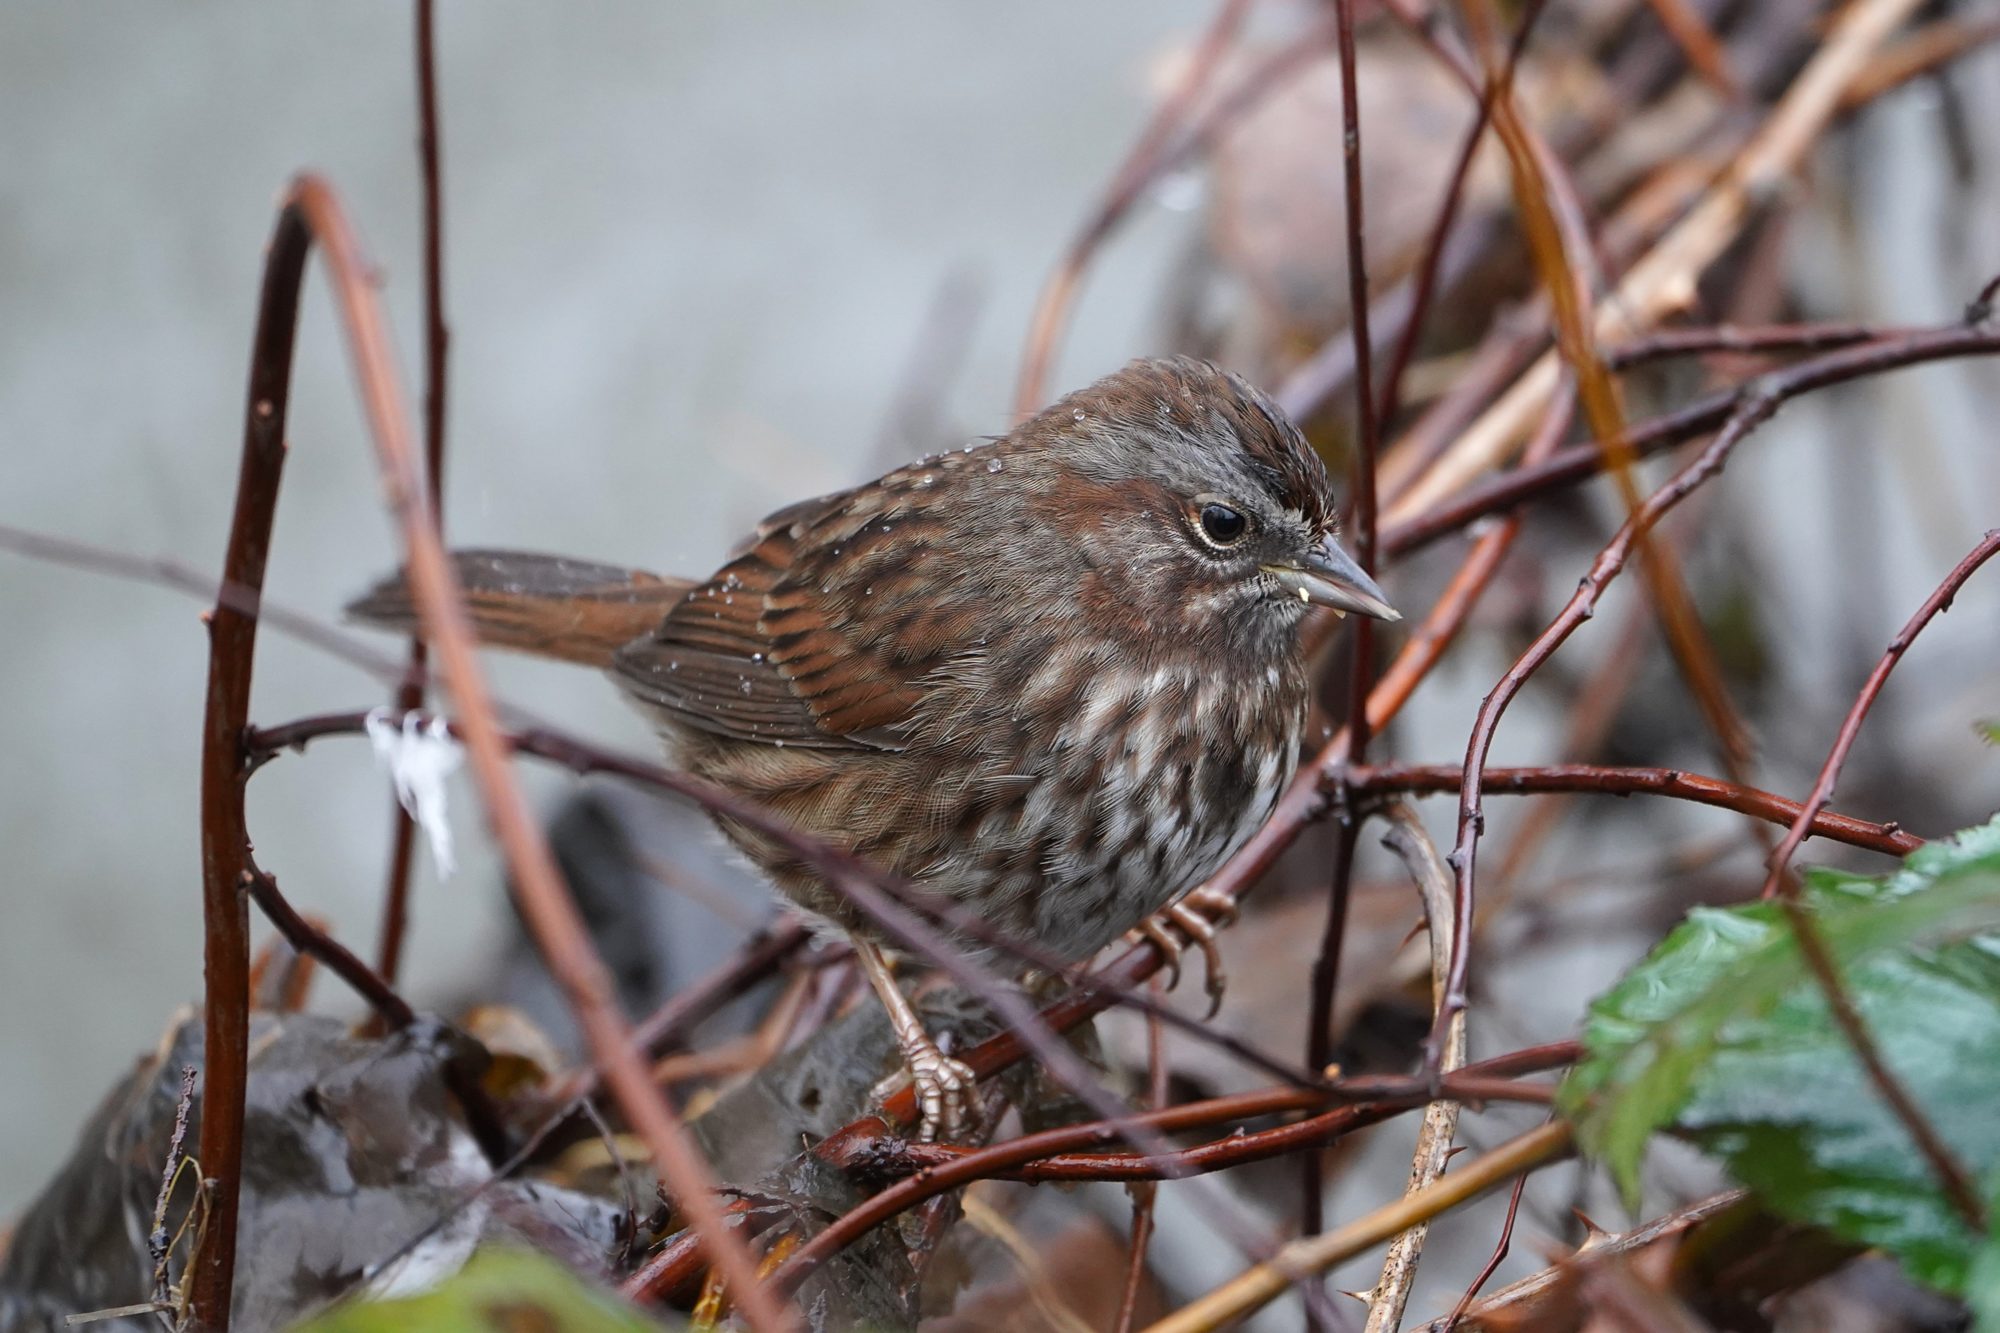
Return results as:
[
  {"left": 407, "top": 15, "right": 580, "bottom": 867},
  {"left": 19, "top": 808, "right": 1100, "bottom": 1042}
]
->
[{"left": 1265, "top": 539, "right": 1401, "bottom": 621}]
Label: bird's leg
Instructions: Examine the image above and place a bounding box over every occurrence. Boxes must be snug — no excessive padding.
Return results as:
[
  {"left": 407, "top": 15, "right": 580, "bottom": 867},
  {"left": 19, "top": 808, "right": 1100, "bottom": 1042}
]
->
[
  {"left": 1127, "top": 886, "right": 1238, "bottom": 1018},
  {"left": 854, "top": 939, "right": 978, "bottom": 1143}
]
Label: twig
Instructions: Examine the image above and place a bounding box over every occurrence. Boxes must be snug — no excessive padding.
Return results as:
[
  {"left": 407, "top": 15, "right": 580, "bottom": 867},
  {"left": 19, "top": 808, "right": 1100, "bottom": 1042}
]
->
[
  {"left": 1761, "top": 526, "right": 2000, "bottom": 897},
  {"left": 1838, "top": 11, "right": 2000, "bottom": 110},
  {"left": 1372, "top": 0, "right": 1549, "bottom": 429},
  {"left": 1114, "top": 983, "right": 1170, "bottom": 1333},
  {"left": 0, "top": 525, "right": 417, "bottom": 687},
  {"left": 822, "top": 1075, "right": 1552, "bottom": 1189},
  {"left": 290, "top": 176, "right": 792, "bottom": 1332},
  {"left": 149, "top": 1065, "right": 199, "bottom": 1308},
  {"left": 629, "top": 1044, "right": 1577, "bottom": 1302},
  {"left": 415, "top": 0, "right": 449, "bottom": 506},
  {"left": 1383, "top": 319, "right": 2000, "bottom": 557},
  {"left": 1779, "top": 895, "right": 1988, "bottom": 1230},
  {"left": 1363, "top": 804, "right": 1466, "bottom": 1333},
  {"left": 780, "top": 1053, "right": 1569, "bottom": 1289},
  {"left": 190, "top": 175, "right": 314, "bottom": 1328},
  {"left": 375, "top": 0, "right": 452, "bottom": 988},
  {"left": 542, "top": 918, "right": 813, "bottom": 1108},
  {"left": 1143, "top": 1121, "right": 1575, "bottom": 1333},
  {"left": 1431, "top": 292, "right": 2000, "bottom": 1073},
  {"left": 1304, "top": 5, "right": 1380, "bottom": 1277},
  {"left": 1605, "top": 320, "right": 1906, "bottom": 368},
  {"left": 1347, "top": 763, "right": 1919, "bottom": 857},
  {"left": 1013, "top": 0, "right": 1256, "bottom": 415},
  {"left": 1332, "top": 0, "right": 1381, "bottom": 735},
  {"left": 245, "top": 863, "right": 416, "bottom": 1027},
  {"left": 1442, "top": 1157, "right": 1531, "bottom": 1330},
  {"left": 1640, "top": 0, "right": 1741, "bottom": 98},
  {"left": 1464, "top": 0, "right": 1761, "bottom": 786},
  {"left": 1386, "top": 0, "right": 1926, "bottom": 524},
  {"left": 1415, "top": 1191, "right": 1752, "bottom": 1332},
  {"left": 1753, "top": 527, "right": 2000, "bottom": 1232}
]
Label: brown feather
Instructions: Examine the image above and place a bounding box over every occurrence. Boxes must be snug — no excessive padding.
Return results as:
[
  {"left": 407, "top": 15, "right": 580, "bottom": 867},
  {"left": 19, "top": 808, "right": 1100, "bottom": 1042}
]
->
[
  {"left": 346, "top": 549, "right": 690, "bottom": 667},
  {"left": 612, "top": 484, "right": 928, "bottom": 750}
]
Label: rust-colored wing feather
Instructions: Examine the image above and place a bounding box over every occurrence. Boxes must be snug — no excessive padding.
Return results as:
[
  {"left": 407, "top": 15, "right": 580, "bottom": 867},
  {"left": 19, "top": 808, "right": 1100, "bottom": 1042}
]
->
[{"left": 612, "top": 487, "right": 930, "bottom": 751}]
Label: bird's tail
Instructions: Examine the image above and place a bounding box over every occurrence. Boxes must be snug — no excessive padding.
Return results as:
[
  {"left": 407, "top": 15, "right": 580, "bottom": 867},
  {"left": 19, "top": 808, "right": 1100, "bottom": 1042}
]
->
[{"left": 346, "top": 549, "right": 691, "bottom": 668}]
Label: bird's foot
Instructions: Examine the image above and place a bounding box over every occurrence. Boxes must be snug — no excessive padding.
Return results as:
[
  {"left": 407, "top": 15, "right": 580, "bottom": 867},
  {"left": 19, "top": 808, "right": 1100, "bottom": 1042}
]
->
[
  {"left": 871, "top": 1037, "right": 979, "bottom": 1143},
  {"left": 1129, "top": 886, "right": 1238, "bottom": 1018},
  {"left": 853, "top": 939, "right": 983, "bottom": 1142},
  {"left": 908, "top": 1043, "right": 979, "bottom": 1144}
]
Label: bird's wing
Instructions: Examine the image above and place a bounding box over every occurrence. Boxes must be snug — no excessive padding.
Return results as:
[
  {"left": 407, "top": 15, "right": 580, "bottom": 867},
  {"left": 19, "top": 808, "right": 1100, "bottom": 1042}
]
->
[{"left": 611, "top": 487, "right": 929, "bottom": 751}]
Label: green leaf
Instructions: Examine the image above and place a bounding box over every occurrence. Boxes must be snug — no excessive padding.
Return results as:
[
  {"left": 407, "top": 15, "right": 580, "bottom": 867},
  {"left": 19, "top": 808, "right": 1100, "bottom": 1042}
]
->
[
  {"left": 1560, "top": 816, "right": 2000, "bottom": 1294},
  {"left": 288, "top": 1248, "right": 674, "bottom": 1332},
  {"left": 1970, "top": 1186, "right": 2000, "bottom": 1332}
]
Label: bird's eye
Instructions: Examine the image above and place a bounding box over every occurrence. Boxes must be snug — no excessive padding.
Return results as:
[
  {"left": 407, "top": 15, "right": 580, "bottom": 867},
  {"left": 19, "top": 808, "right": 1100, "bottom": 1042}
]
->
[{"left": 1198, "top": 502, "right": 1248, "bottom": 547}]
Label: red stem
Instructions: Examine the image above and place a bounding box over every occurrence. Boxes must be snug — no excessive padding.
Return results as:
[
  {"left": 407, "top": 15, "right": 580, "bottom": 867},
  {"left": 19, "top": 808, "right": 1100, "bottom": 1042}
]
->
[
  {"left": 1752, "top": 527, "right": 2000, "bottom": 1233},
  {"left": 768, "top": 1047, "right": 1576, "bottom": 1300},
  {"left": 376, "top": 0, "right": 452, "bottom": 987},
  {"left": 1762, "top": 527, "right": 2000, "bottom": 897},
  {"left": 190, "top": 187, "right": 314, "bottom": 1333},
  {"left": 1301, "top": 0, "right": 1383, "bottom": 1281},
  {"left": 1350, "top": 762, "right": 1919, "bottom": 857}
]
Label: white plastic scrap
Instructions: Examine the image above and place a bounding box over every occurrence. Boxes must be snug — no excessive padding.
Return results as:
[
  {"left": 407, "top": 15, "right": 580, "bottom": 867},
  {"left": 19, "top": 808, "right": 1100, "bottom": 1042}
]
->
[{"left": 365, "top": 708, "right": 464, "bottom": 878}]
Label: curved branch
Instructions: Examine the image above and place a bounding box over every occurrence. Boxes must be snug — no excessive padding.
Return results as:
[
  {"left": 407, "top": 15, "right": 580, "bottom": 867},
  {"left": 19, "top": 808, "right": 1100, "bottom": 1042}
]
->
[{"left": 1349, "top": 763, "right": 1920, "bottom": 857}]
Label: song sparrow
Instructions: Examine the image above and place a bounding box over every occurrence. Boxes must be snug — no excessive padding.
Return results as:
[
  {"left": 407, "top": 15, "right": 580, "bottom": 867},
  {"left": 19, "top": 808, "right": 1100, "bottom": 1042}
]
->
[{"left": 351, "top": 356, "right": 1397, "bottom": 1138}]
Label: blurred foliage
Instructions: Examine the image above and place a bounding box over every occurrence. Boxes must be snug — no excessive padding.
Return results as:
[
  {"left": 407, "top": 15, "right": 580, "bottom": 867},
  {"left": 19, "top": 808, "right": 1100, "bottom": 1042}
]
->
[
  {"left": 1976, "top": 1207, "right": 2000, "bottom": 1332},
  {"left": 289, "top": 1249, "right": 675, "bottom": 1332},
  {"left": 1562, "top": 817, "right": 2000, "bottom": 1295}
]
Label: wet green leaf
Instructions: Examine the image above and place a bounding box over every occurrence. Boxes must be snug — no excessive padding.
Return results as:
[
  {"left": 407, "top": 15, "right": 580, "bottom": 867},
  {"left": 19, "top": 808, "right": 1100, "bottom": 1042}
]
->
[
  {"left": 289, "top": 1248, "right": 674, "bottom": 1332},
  {"left": 1560, "top": 817, "right": 2000, "bottom": 1294}
]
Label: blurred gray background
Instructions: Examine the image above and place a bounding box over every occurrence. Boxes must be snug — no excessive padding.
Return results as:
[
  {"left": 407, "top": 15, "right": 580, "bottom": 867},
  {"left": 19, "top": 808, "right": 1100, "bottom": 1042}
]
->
[{"left": 0, "top": 1, "right": 1210, "bottom": 1207}]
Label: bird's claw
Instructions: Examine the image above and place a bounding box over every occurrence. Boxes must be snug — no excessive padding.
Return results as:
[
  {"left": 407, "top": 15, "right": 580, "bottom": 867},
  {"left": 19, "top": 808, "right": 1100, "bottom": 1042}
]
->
[
  {"left": 1128, "top": 887, "right": 1238, "bottom": 1018},
  {"left": 871, "top": 1043, "right": 980, "bottom": 1143},
  {"left": 1136, "top": 918, "right": 1187, "bottom": 991},
  {"left": 909, "top": 1048, "right": 979, "bottom": 1144}
]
